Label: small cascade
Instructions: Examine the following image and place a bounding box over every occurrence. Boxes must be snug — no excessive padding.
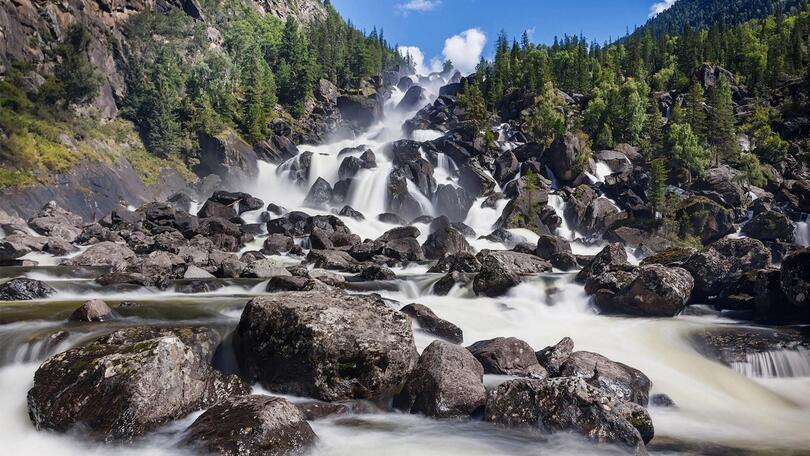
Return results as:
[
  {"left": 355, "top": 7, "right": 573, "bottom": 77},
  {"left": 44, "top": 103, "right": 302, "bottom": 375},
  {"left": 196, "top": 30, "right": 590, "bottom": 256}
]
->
[
  {"left": 548, "top": 194, "right": 575, "bottom": 241},
  {"left": 731, "top": 349, "right": 810, "bottom": 378},
  {"left": 433, "top": 153, "right": 459, "bottom": 186},
  {"left": 796, "top": 214, "right": 810, "bottom": 247},
  {"left": 406, "top": 180, "right": 435, "bottom": 216}
]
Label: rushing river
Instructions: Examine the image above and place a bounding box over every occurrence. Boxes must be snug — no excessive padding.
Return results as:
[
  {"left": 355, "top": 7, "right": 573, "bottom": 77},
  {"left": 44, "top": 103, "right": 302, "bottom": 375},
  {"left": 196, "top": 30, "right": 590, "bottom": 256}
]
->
[{"left": 2, "top": 75, "right": 810, "bottom": 455}]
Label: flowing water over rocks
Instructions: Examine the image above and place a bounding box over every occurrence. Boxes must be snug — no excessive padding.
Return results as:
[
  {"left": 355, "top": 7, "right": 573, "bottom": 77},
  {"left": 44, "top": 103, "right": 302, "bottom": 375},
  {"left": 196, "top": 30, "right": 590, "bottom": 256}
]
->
[{"left": 2, "top": 73, "right": 810, "bottom": 456}]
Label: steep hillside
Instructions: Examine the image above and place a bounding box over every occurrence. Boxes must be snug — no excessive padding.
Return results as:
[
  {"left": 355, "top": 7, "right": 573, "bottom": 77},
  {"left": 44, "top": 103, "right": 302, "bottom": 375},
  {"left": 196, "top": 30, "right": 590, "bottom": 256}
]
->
[{"left": 645, "top": 0, "right": 807, "bottom": 33}]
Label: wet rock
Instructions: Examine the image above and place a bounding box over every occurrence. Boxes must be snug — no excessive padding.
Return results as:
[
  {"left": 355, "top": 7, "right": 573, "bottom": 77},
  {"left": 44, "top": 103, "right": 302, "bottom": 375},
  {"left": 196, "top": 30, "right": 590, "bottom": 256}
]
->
[
  {"left": 397, "top": 76, "right": 414, "bottom": 92},
  {"left": 397, "top": 85, "right": 427, "bottom": 111},
  {"left": 484, "top": 378, "right": 648, "bottom": 452},
  {"left": 254, "top": 135, "right": 299, "bottom": 165},
  {"left": 781, "top": 248, "right": 810, "bottom": 310},
  {"left": 233, "top": 291, "right": 418, "bottom": 401},
  {"left": 535, "top": 337, "right": 575, "bottom": 377},
  {"left": 0, "top": 233, "right": 42, "bottom": 260},
  {"left": 378, "top": 212, "right": 407, "bottom": 225},
  {"left": 337, "top": 93, "right": 383, "bottom": 131},
  {"left": 467, "top": 337, "right": 547, "bottom": 378},
  {"left": 683, "top": 237, "right": 772, "bottom": 301},
  {"left": 181, "top": 395, "right": 317, "bottom": 456},
  {"left": 422, "top": 226, "right": 472, "bottom": 260},
  {"left": 262, "top": 234, "right": 295, "bottom": 255},
  {"left": 428, "top": 251, "right": 481, "bottom": 273},
  {"left": 560, "top": 351, "right": 651, "bottom": 406},
  {"left": 27, "top": 328, "right": 249, "bottom": 441},
  {"left": 494, "top": 150, "right": 519, "bottom": 186},
  {"left": 195, "top": 131, "right": 259, "bottom": 185},
  {"left": 68, "top": 299, "right": 113, "bottom": 322},
  {"left": 393, "top": 340, "right": 485, "bottom": 418},
  {"left": 400, "top": 303, "right": 463, "bottom": 343},
  {"left": 650, "top": 394, "right": 676, "bottom": 408},
  {"left": 0, "top": 278, "right": 56, "bottom": 301},
  {"left": 433, "top": 271, "right": 468, "bottom": 296},
  {"left": 242, "top": 259, "right": 293, "bottom": 279},
  {"left": 433, "top": 185, "right": 475, "bottom": 222},
  {"left": 535, "top": 235, "right": 572, "bottom": 259},
  {"left": 304, "top": 178, "right": 334, "bottom": 209},
  {"left": 43, "top": 238, "right": 78, "bottom": 256},
  {"left": 576, "top": 243, "right": 631, "bottom": 284},
  {"left": 458, "top": 159, "right": 497, "bottom": 197},
  {"left": 674, "top": 196, "right": 735, "bottom": 245},
  {"left": 473, "top": 251, "right": 551, "bottom": 297},
  {"left": 543, "top": 133, "right": 584, "bottom": 183},
  {"left": 359, "top": 264, "right": 396, "bottom": 281},
  {"left": 640, "top": 247, "right": 697, "bottom": 267},
  {"left": 338, "top": 205, "right": 365, "bottom": 221},
  {"left": 308, "top": 269, "right": 346, "bottom": 288},
  {"left": 197, "top": 200, "right": 237, "bottom": 220},
  {"left": 742, "top": 210, "right": 796, "bottom": 243},
  {"left": 382, "top": 237, "right": 424, "bottom": 262},
  {"left": 597, "top": 265, "right": 694, "bottom": 318},
  {"left": 266, "top": 275, "right": 316, "bottom": 292},
  {"left": 28, "top": 201, "right": 84, "bottom": 242}
]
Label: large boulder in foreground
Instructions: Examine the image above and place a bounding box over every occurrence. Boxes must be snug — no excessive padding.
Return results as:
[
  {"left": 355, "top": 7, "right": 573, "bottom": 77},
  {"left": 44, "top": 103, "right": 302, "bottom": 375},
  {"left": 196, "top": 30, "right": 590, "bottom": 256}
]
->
[
  {"left": 27, "top": 327, "right": 248, "bottom": 441},
  {"left": 484, "top": 378, "right": 650, "bottom": 452},
  {"left": 0, "top": 278, "right": 56, "bottom": 301},
  {"left": 393, "top": 340, "right": 486, "bottom": 418},
  {"left": 181, "top": 395, "right": 317, "bottom": 456},
  {"left": 233, "top": 291, "right": 418, "bottom": 401}
]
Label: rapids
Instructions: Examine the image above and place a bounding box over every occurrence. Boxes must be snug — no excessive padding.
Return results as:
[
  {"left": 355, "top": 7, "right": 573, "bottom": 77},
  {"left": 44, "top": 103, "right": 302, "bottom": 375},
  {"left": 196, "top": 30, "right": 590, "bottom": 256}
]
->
[{"left": 2, "top": 73, "right": 810, "bottom": 455}]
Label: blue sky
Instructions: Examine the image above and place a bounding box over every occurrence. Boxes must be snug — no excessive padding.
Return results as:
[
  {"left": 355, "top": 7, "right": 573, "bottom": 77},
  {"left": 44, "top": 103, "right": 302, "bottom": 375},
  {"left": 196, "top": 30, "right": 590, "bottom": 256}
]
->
[{"left": 331, "top": 0, "right": 678, "bottom": 73}]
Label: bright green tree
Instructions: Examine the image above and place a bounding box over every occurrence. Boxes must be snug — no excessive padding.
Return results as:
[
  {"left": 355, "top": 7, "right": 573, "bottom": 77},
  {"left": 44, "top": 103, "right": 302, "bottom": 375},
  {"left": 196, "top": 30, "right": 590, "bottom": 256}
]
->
[
  {"left": 457, "top": 81, "right": 488, "bottom": 139},
  {"left": 524, "top": 82, "right": 566, "bottom": 148},
  {"left": 708, "top": 76, "right": 739, "bottom": 165},
  {"left": 648, "top": 158, "right": 667, "bottom": 212},
  {"left": 669, "top": 122, "right": 709, "bottom": 183}
]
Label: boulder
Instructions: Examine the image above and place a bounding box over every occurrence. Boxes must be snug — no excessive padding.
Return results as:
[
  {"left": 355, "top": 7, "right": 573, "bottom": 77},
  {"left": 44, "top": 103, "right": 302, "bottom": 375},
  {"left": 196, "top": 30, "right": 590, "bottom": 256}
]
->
[
  {"left": 433, "top": 271, "right": 468, "bottom": 296},
  {"left": 535, "top": 337, "right": 575, "bottom": 377},
  {"left": 535, "top": 235, "right": 572, "bottom": 259},
  {"left": 675, "top": 196, "right": 735, "bottom": 245},
  {"left": 0, "top": 233, "right": 44, "bottom": 260},
  {"left": 781, "top": 248, "right": 810, "bottom": 310},
  {"left": 596, "top": 265, "right": 694, "bottom": 317},
  {"left": 397, "top": 76, "right": 414, "bottom": 92},
  {"left": 68, "top": 299, "right": 113, "bottom": 322},
  {"left": 233, "top": 291, "right": 418, "bottom": 401},
  {"left": 0, "top": 278, "right": 56, "bottom": 301},
  {"left": 397, "top": 85, "right": 427, "bottom": 111},
  {"left": 242, "top": 259, "right": 293, "bottom": 279},
  {"left": 742, "top": 210, "right": 796, "bottom": 243},
  {"left": 266, "top": 275, "right": 316, "bottom": 292},
  {"left": 27, "top": 327, "right": 249, "bottom": 441},
  {"left": 181, "top": 395, "right": 317, "bottom": 456},
  {"left": 303, "top": 178, "right": 334, "bottom": 209},
  {"left": 338, "top": 205, "right": 365, "bottom": 221},
  {"left": 428, "top": 251, "right": 481, "bottom": 273},
  {"left": 254, "top": 135, "right": 299, "bottom": 165},
  {"left": 559, "top": 351, "right": 652, "bottom": 406},
  {"left": 543, "top": 133, "right": 583, "bottom": 183},
  {"left": 337, "top": 93, "right": 383, "bottom": 131},
  {"left": 433, "top": 185, "right": 475, "bottom": 222},
  {"left": 467, "top": 337, "right": 547, "bottom": 378},
  {"left": 262, "top": 234, "right": 295, "bottom": 255},
  {"left": 195, "top": 131, "right": 259, "bottom": 185},
  {"left": 27, "top": 201, "right": 83, "bottom": 242},
  {"left": 473, "top": 251, "right": 551, "bottom": 297},
  {"left": 63, "top": 241, "right": 136, "bottom": 270},
  {"left": 197, "top": 200, "right": 238, "bottom": 220},
  {"left": 393, "top": 340, "right": 486, "bottom": 418},
  {"left": 683, "top": 237, "right": 772, "bottom": 301},
  {"left": 400, "top": 303, "right": 463, "bottom": 343},
  {"left": 383, "top": 237, "right": 425, "bottom": 262},
  {"left": 359, "top": 264, "right": 396, "bottom": 281},
  {"left": 422, "top": 227, "right": 472, "bottom": 260},
  {"left": 484, "top": 378, "right": 649, "bottom": 452}
]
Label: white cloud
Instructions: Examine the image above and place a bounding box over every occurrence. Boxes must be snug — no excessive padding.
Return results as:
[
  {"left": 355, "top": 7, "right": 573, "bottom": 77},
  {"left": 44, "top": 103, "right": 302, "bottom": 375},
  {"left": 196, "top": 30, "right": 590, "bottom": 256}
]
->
[
  {"left": 397, "top": 0, "right": 441, "bottom": 14},
  {"left": 442, "top": 28, "right": 487, "bottom": 75},
  {"left": 398, "top": 46, "right": 442, "bottom": 75},
  {"left": 649, "top": 0, "right": 677, "bottom": 17}
]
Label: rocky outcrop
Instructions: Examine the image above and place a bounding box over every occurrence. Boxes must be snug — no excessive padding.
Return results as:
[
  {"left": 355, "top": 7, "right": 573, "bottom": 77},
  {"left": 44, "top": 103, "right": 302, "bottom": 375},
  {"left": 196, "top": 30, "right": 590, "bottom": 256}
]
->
[
  {"left": 195, "top": 131, "right": 259, "bottom": 186},
  {"left": 393, "top": 340, "right": 486, "bottom": 418},
  {"left": 683, "top": 237, "right": 772, "bottom": 302},
  {"left": 233, "top": 291, "right": 418, "bottom": 401},
  {"left": 181, "top": 395, "right": 318, "bottom": 456},
  {"left": 27, "top": 327, "right": 248, "bottom": 441}
]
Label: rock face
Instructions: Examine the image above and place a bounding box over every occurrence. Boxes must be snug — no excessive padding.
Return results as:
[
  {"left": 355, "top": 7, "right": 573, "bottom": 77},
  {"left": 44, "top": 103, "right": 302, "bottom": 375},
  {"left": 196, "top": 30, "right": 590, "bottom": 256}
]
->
[
  {"left": 233, "top": 291, "right": 418, "bottom": 401},
  {"left": 182, "top": 395, "right": 318, "bottom": 456},
  {"left": 27, "top": 327, "right": 248, "bottom": 441},
  {"left": 466, "top": 337, "right": 547, "bottom": 378},
  {"left": 484, "top": 378, "right": 649, "bottom": 452},
  {"left": 393, "top": 340, "right": 486, "bottom": 418},
  {"left": 195, "top": 131, "right": 259, "bottom": 186},
  {"left": 0, "top": 278, "right": 56, "bottom": 301}
]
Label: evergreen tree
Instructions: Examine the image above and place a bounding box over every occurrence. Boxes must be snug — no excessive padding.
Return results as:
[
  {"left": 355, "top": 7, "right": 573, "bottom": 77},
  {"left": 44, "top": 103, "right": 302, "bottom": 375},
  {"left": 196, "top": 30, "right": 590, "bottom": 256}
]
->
[
  {"left": 708, "top": 75, "right": 739, "bottom": 164},
  {"left": 524, "top": 82, "right": 566, "bottom": 148},
  {"left": 457, "top": 81, "right": 488, "bottom": 139},
  {"left": 669, "top": 122, "right": 709, "bottom": 182},
  {"left": 643, "top": 96, "right": 665, "bottom": 158},
  {"left": 683, "top": 81, "right": 708, "bottom": 141},
  {"left": 53, "top": 23, "right": 102, "bottom": 105},
  {"left": 647, "top": 158, "right": 667, "bottom": 212},
  {"left": 144, "top": 49, "right": 185, "bottom": 157}
]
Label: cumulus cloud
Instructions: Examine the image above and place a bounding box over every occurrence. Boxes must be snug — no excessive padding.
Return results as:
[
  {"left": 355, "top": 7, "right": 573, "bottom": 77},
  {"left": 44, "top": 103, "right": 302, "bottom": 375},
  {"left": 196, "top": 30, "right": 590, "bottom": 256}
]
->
[
  {"left": 442, "top": 28, "right": 487, "bottom": 75},
  {"left": 397, "top": 0, "right": 441, "bottom": 14},
  {"left": 398, "top": 46, "right": 442, "bottom": 75},
  {"left": 399, "top": 28, "right": 487, "bottom": 76},
  {"left": 649, "top": 0, "right": 677, "bottom": 17}
]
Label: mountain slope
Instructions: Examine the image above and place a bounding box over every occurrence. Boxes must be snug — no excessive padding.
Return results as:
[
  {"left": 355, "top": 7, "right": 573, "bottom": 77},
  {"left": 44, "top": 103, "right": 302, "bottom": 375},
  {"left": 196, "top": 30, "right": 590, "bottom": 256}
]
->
[{"left": 645, "top": 0, "right": 807, "bottom": 32}]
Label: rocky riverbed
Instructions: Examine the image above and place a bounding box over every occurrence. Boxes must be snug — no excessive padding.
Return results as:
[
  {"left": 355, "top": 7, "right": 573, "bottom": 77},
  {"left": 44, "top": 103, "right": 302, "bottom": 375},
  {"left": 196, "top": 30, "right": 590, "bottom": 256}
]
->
[{"left": 1, "top": 72, "right": 810, "bottom": 456}]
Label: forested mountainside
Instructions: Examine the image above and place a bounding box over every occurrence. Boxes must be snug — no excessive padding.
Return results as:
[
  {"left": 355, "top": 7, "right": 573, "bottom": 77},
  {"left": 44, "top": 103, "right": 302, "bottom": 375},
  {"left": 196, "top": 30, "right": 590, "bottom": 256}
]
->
[
  {"left": 0, "top": 0, "right": 405, "bottom": 216},
  {"left": 644, "top": 0, "right": 807, "bottom": 34}
]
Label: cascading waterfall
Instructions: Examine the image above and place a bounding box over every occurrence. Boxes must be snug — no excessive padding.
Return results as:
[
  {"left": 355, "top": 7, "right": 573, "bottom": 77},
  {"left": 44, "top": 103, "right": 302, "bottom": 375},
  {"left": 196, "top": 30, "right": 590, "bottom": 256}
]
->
[
  {"left": 796, "top": 214, "right": 810, "bottom": 247},
  {"left": 731, "top": 349, "right": 810, "bottom": 378}
]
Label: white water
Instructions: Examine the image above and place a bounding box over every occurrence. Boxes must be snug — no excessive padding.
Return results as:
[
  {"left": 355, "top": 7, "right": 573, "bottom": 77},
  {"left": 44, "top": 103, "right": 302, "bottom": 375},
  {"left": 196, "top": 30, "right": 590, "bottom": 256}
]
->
[{"left": 797, "top": 214, "right": 810, "bottom": 247}]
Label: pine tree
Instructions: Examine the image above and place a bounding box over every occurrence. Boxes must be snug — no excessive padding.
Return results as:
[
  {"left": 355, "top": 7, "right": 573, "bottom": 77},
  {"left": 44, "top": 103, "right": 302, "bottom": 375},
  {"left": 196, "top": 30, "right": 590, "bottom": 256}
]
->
[
  {"left": 53, "top": 23, "right": 102, "bottom": 105},
  {"left": 144, "top": 48, "right": 185, "bottom": 157},
  {"left": 643, "top": 96, "right": 665, "bottom": 159},
  {"left": 457, "top": 81, "right": 488, "bottom": 139},
  {"left": 708, "top": 76, "right": 739, "bottom": 165},
  {"left": 669, "top": 122, "right": 709, "bottom": 182},
  {"left": 524, "top": 82, "right": 566, "bottom": 148},
  {"left": 683, "top": 81, "right": 708, "bottom": 141},
  {"left": 647, "top": 158, "right": 667, "bottom": 213}
]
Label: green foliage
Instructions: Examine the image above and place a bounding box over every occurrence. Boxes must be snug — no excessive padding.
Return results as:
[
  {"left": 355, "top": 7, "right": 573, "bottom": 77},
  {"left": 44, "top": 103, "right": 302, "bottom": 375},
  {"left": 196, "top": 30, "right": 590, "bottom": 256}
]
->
[
  {"left": 524, "top": 82, "right": 566, "bottom": 148},
  {"left": 642, "top": 96, "right": 664, "bottom": 159},
  {"left": 669, "top": 122, "right": 710, "bottom": 181},
  {"left": 583, "top": 78, "right": 647, "bottom": 146},
  {"left": 683, "top": 81, "right": 708, "bottom": 141},
  {"left": 49, "top": 23, "right": 102, "bottom": 106},
  {"left": 708, "top": 76, "right": 739, "bottom": 164},
  {"left": 457, "top": 81, "right": 488, "bottom": 139},
  {"left": 734, "top": 152, "right": 768, "bottom": 187},
  {"left": 573, "top": 131, "right": 593, "bottom": 175}
]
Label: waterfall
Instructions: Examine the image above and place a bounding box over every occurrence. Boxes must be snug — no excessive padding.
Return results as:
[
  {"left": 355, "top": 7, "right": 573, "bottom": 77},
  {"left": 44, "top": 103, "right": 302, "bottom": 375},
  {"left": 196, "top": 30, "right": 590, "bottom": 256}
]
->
[
  {"left": 797, "top": 214, "right": 810, "bottom": 247},
  {"left": 731, "top": 349, "right": 810, "bottom": 378},
  {"left": 548, "top": 194, "right": 574, "bottom": 241}
]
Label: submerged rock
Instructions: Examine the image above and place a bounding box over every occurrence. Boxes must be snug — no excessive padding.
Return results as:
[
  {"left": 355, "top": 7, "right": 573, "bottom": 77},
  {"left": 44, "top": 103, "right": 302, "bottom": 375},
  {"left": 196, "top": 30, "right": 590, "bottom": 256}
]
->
[
  {"left": 393, "top": 340, "right": 486, "bottom": 418},
  {"left": 0, "top": 278, "right": 56, "bottom": 301},
  {"left": 27, "top": 327, "right": 248, "bottom": 441},
  {"left": 181, "top": 395, "right": 317, "bottom": 456},
  {"left": 233, "top": 291, "right": 418, "bottom": 401}
]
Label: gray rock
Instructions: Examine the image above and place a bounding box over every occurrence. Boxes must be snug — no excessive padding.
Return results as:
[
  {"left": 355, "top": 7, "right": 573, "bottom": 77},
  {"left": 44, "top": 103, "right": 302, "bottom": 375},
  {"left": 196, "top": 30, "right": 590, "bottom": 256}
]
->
[
  {"left": 181, "top": 395, "right": 317, "bottom": 456},
  {"left": 0, "top": 278, "right": 56, "bottom": 301},
  {"left": 428, "top": 251, "right": 481, "bottom": 273},
  {"left": 242, "top": 259, "right": 293, "bottom": 279},
  {"left": 28, "top": 201, "right": 83, "bottom": 242},
  {"left": 233, "top": 291, "right": 418, "bottom": 401},
  {"left": 184, "top": 265, "right": 215, "bottom": 279},
  {"left": 473, "top": 251, "right": 551, "bottom": 297},
  {"left": 400, "top": 303, "right": 463, "bottom": 343},
  {"left": 597, "top": 265, "right": 694, "bottom": 317},
  {"left": 535, "top": 337, "right": 575, "bottom": 376},
  {"left": 683, "top": 237, "right": 772, "bottom": 301},
  {"left": 68, "top": 299, "right": 113, "bottom": 322},
  {"left": 27, "top": 327, "right": 249, "bottom": 441},
  {"left": 467, "top": 337, "right": 547, "bottom": 378},
  {"left": 422, "top": 227, "right": 472, "bottom": 260},
  {"left": 393, "top": 340, "right": 485, "bottom": 418},
  {"left": 781, "top": 248, "right": 810, "bottom": 310},
  {"left": 63, "top": 241, "right": 136, "bottom": 270},
  {"left": 559, "top": 351, "right": 651, "bottom": 406}
]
